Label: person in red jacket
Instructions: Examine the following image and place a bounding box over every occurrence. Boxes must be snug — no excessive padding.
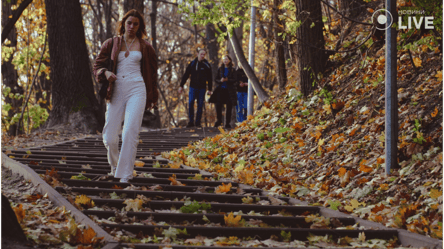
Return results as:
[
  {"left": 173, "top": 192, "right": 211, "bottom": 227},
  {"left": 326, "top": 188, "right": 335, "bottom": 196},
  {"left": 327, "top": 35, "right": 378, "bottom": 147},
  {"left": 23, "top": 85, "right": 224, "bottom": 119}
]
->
[{"left": 93, "top": 9, "right": 158, "bottom": 183}]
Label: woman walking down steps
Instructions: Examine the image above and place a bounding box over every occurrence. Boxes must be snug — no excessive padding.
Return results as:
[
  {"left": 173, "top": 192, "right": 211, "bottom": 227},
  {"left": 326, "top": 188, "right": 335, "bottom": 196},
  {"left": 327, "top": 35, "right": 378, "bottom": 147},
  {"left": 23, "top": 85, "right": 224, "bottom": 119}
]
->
[{"left": 93, "top": 9, "right": 158, "bottom": 183}]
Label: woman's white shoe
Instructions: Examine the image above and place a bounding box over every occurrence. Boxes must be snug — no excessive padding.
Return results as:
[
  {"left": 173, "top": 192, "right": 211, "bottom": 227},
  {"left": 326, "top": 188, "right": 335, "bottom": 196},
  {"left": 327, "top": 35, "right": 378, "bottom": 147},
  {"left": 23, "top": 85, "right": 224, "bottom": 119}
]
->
[{"left": 119, "top": 178, "right": 129, "bottom": 183}]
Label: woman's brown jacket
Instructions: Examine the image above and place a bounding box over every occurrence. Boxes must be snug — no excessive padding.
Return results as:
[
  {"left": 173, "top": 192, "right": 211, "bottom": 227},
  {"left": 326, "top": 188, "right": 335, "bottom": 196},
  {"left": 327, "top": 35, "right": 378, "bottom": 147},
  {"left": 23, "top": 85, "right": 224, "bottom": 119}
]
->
[{"left": 93, "top": 36, "right": 158, "bottom": 110}]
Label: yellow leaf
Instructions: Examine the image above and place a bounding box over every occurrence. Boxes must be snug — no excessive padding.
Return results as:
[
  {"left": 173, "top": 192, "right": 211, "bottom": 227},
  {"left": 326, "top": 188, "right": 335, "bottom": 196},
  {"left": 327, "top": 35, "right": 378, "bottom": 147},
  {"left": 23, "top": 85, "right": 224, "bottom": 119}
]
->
[
  {"left": 215, "top": 182, "right": 232, "bottom": 194},
  {"left": 75, "top": 195, "right": 95, "bottom": 208},
  {"left": 377, "top": 157, "right": 385, "bottom": 164},
  {"left": 323, "top": 104, "right": 331, "bottom": 114},
  {"left": 13, "top": 204, "right": 25, "bottom": 223},
  {"left": 77, "top": 226, "right": 97, "bottom": 244},
  {"left": 435, "top": 71, "right": 442, "bottom": 81},
  {"left": 378, "top": 183, "right": 389, "bottom": 191},
  {"left": 224, "top": 212, "right": 242, "bottom": 227},
  {"left": 344, "top": 205, "right": 354, "bottom": 212},
  {"left": 168, "top": 162, "right": 181, "bottom": 169},
  {"left": 134, "top": 160, "right": 145, "bottom": 167},
  {"left": 123, "top": 198, "right": 143, "bottom": 211},
  {"left": 218, "top": 126, "right": 226, "bottom": 134},
  {"left": 413, "top": 57, "right": 422, "bottom": 67},
  {"left": 431, "top": 107, "right": 438, "bottom": 117},
  {"left": 337, "top": 167, "right": 347, "bottom": 177},
  {"left": 359, "top": 160, "right": 372, "bottom": 173},
  {"left": 168, "top": 174, "right": 185, "bottom": 186},
  {"left": 318, "top": 138, "right": 325, "bottom": 146},
  {"left": 429, "top": 189, "right": 442, "bottom": 199}
]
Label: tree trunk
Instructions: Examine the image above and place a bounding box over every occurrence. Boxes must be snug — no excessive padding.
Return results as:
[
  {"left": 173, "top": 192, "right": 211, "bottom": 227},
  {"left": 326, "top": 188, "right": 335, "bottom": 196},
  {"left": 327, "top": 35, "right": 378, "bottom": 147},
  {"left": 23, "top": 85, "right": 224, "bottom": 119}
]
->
[
  {"left": 292, "top": 0, "right": 326, "bottom": 97},
  {"left": 227, "top": 24, "right": 243, "bottom": 67},
  {"left": 229, "top": 31, "right": 269, "bottom": 103},
  {"left": 150, "top": 0, "right": 161, "bottom": 128},
  {"left": 150, "top": 0, "right": 157, "bottom": 52},
  {"left": 104, "top": 0, "right": 113, "bottom": 39},
  {"left": 2, "top": 194, "right": 27, "bottom": 243},
  {"left": 44, "top": 0, "right": 102, "bottom": 133},
  {"left": 273, "top": 0, "right": 287, "bottom": 92},
  {"left": 205, "top": 22, "right": 219, "bottom": 83},
  {"left": 124, "top": 0, "right": 144, "bottom": 14},
  {"left": 1, "top": 0, "right": 24, "bottom": 136}
]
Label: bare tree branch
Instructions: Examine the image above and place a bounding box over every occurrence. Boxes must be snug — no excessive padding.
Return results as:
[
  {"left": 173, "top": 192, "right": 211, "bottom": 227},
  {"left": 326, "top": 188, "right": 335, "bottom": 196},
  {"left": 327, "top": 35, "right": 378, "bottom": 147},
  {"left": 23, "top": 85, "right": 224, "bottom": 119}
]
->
[
  {"left": 1, "top": 0, "right": 33, "bottom": 45},
  {"left": 158, "top": 14, "right": 204, "bottom": 36}
]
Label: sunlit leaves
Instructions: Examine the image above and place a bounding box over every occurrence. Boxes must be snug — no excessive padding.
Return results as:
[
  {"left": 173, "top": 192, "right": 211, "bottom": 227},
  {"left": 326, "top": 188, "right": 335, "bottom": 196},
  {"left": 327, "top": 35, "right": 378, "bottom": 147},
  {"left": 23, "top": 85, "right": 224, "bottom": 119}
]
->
[
  {"left": 413, "top": 57, "right": 422, "bottom": 67},
  {"left": 60, "top": 218, "right": 103, "bottom": 246},
  {"left": 344, "top": 199, "right": 366, "bottom": 212},
  {"left": 75, "top": 195, "right": 95, "bottom": 209},
  {"left": 215, "top": 182, "right": 232, "bottom": 194},
  {"left": 134, "top": 160, "right": 145, "bottom": 167},
  {"left": 359, "top": 160, "right": 372, "bottom": 173},
  {"left": 13, "top": 204, "right": 26, "bottom": 223},
  {"left": 429, "top": 189, "right": 442, "bottom": 199},
  {"left": 123, "top": 198, "right": 143, "bottom": 212},
  {"left": 435, "top": 71, "right": 442, "bottom": 81},
  {"left": 168, "top": 174, "right": 185, "bottom": 186},
  {"left": 224, "top": 212, "right": 242, "bottom": 227}
]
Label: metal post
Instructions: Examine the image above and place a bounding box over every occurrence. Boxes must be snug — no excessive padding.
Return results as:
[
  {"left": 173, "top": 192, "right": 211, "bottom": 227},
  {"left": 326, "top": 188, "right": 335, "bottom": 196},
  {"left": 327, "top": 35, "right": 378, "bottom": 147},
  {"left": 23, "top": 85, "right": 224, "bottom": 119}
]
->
[
  {"left": 385, "top": 0, "right": 398, "bottom": 175},
  {"left": 247, "top": 2, "right": 256, "bottom": 116}
]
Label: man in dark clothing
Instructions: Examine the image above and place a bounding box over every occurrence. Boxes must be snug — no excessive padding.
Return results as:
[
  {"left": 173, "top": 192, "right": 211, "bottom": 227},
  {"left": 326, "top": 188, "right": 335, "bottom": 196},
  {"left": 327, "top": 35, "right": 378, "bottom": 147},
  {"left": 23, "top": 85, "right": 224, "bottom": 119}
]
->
[{"left": 179, "top": 49, "right": 213, "bottom": 128}]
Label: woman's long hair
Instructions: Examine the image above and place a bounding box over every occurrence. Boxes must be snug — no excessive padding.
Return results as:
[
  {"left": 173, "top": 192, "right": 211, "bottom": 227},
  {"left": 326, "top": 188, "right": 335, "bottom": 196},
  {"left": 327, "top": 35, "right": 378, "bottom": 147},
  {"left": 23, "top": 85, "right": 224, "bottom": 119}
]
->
[
  {"left": 220, "top": 55, "right": 233, "bottom": 68},
  {"left": 117, "top": 9, "right": 147, "bottom": 39}
]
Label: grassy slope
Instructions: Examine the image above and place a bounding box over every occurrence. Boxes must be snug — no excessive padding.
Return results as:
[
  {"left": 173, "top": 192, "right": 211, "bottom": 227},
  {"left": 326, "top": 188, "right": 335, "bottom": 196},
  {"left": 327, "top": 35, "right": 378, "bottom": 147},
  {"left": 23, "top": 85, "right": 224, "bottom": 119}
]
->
[{"left": 163, "top": 5, "right": 443, "bottom": 241}]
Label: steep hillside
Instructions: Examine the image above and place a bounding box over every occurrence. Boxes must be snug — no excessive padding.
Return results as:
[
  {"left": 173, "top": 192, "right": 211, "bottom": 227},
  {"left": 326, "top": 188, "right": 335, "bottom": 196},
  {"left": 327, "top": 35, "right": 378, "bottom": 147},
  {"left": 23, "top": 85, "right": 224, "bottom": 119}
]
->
[{"left": 163, "top": 13, "right": 443, "bottom": 240}]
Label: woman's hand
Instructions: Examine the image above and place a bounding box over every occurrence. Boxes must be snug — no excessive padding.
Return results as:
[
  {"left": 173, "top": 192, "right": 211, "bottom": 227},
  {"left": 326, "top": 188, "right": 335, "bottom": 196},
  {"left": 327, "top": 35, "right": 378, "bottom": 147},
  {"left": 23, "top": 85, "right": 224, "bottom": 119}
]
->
[
  {"left": 105, "top": 71, "right": 117, "bottom": 83},
  {"left": 221, "top": 77, "right": 227, "bottom": 82}
]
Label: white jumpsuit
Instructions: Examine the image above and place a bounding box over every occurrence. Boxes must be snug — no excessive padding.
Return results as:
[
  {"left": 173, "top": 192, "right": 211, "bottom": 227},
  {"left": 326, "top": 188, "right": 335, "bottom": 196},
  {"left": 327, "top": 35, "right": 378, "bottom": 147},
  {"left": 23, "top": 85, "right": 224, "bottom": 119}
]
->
[{"left": 102, "top": 51, "right": 146, "bottom": 180}]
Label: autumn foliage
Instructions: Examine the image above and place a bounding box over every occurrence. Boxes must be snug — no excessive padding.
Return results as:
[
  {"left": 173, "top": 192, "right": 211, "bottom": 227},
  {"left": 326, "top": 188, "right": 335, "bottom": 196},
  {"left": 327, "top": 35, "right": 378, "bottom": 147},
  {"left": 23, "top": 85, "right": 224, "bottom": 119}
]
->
[{"left": 163, "top": 12, "right": 443, "bottom": 238}]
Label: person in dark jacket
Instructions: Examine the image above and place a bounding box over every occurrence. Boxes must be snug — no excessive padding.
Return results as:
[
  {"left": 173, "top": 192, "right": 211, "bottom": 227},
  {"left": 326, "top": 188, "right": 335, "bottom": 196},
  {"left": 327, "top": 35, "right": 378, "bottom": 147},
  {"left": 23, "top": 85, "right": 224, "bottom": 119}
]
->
[
  {"left": 208, "top": 55, "right": 237, "bottom": 128},
  {"left": 178, "top": 49, "right": 213, "bottom": 128},
  {"left": 235, "top": 65, "right": 248, "bottom": 122}
]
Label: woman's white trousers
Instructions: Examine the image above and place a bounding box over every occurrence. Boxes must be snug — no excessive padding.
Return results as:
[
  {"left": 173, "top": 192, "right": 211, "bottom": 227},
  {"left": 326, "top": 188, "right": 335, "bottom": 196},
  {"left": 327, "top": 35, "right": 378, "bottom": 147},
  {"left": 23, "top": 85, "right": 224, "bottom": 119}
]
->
[{"left": 102, "top": 76, "right": 146, "bottom": 180}]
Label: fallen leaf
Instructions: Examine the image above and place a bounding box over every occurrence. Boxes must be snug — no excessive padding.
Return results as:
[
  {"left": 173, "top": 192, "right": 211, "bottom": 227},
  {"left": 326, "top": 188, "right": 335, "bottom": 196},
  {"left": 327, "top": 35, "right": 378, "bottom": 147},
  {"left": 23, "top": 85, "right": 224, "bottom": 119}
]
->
[
  {"left": 123, "top": 198, "right": 143, "bottom": 211},
  {"left": 413, "top": 57, "right": 422, "bottom": 67},
  {"left": 168, "top": 174, "right": 185, "bottom": 186},
  {"left": 13, "top": 204, "right": 25, "bottom": 223},
  {"left": 224, "top": 212, "right": 242, "bottom": 227},
  {"left": 338, "top": 167, "right": 347, "bottom": 177},
  {"left": 429, "top": 189, "right": 442, "bottom": 199},
  {"left": 215, "top": 182, "right": 232, "bottom": 194},
  {"left": 435, "top": 71, "right": 442, "bottom": 81},
  {"left": 431, "top": 107, "right": 438, "bottom": 117},
  {"left": 75, "top": 195, "right": 95, "bottom": 208},
  {"left": 134, "top": 160, "right": 145, "bottom": 167},
  {"left": 359, "top": 160, "right": 372, "bottom": 173}
]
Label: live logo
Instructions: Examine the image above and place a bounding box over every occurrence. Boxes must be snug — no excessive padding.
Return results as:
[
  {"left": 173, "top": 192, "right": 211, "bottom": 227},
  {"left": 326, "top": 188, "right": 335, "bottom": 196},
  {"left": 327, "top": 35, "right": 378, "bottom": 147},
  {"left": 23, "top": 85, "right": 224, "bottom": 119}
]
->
[{"left": 398, "top": 16, "right": 435, "bottom": 29}]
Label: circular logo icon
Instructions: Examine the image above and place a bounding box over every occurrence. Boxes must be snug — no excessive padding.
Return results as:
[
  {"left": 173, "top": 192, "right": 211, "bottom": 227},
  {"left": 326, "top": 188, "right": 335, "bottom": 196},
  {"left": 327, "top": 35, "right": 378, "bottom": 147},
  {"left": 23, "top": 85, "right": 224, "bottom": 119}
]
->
[{"left": 371, "top": 9, "right": 393, "bottom": 30}]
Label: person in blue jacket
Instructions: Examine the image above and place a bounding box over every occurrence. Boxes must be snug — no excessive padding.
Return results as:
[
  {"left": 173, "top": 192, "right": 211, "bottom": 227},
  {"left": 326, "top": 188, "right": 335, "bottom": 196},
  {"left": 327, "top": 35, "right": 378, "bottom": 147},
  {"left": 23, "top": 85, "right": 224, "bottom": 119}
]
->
[
  {"left": 209, "top": 55, "right": 237, "bottom": 128},
  {"left": 235, "top": 65, "right": 248, "bottom": 122},
  {"left": 178, "top": 49, "right": 213, "bottom": 128}
]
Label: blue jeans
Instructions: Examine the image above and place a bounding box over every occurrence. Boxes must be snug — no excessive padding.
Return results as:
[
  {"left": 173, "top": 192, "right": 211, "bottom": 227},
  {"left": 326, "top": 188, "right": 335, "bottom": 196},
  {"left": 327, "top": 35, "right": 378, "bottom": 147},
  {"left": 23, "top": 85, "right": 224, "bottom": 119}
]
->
[
  {"left": 236, "top": 92, "right": 248, "bottom": 122},
  {"left": 188, "top": 87, "right": 206, "bottom": 125}
]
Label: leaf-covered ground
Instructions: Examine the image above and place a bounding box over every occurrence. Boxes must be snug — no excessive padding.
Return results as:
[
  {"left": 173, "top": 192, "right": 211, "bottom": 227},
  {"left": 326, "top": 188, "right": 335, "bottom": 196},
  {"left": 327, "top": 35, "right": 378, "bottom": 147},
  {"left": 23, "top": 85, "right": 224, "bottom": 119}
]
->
[
  {"left": 162, "top": 33, "right": 443, "bottom": 240},
  {"left": 1, "top": 167, "right": 105, "bottom": 249}
]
